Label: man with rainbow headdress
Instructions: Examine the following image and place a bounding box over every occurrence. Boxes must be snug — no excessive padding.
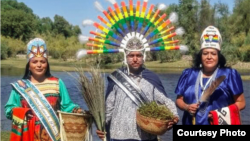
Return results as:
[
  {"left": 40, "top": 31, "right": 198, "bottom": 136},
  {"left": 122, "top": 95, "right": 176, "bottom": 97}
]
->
[
  {"left": 100, "top": 37, "right": 179, "bottom": 140},
  {"left": 76, "top": 0, "right": 189, "bottom": 140}
]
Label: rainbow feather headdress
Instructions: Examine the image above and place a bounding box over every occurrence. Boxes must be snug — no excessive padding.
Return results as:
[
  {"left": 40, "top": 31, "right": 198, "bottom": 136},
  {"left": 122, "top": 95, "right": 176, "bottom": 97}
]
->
[{"left": 76, "top": 0, "right": 188, "bottom": 60}]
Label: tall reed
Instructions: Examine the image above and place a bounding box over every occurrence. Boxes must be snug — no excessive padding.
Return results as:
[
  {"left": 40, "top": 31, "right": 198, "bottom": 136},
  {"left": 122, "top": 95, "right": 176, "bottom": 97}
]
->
[{"left": 75, "top": 66, "right": 106, "bottom": 133}]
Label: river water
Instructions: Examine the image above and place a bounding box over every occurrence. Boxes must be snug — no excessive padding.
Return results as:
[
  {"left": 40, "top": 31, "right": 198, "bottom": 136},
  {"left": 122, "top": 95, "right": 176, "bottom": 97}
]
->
[{"left": 1, "top": 68, "right": 249, "bottom": 141}]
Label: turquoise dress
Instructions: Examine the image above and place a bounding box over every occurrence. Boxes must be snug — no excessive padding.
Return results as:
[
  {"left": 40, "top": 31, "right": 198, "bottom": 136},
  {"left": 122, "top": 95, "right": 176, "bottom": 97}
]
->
[
  {"left": 5, "top": 77, "right": 80, "bottom": 140},
  {"left": 175, "top": 68, "right": 243, "bottom": 125}
]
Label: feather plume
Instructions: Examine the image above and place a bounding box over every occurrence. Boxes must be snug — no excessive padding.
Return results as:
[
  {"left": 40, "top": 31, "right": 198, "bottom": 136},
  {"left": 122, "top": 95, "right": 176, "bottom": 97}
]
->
[
  {"left": 200, "top": 75, "right": 226, "bottom": 102},
  {"left": 169, "top": 12, "right": 178, "bottom": 23},
  {"left": 94, "top": 1, "right": 105, "bottom": 12},
  {"left": 176, "top": 27, "right": 185, "bottom": 36},
  {"left": 106, "top": 0, "right": 116, "bottom": 4},
  {"left": 76, "top": 49, "right": 87, "bottom": 60},
  {"left": 180, "top": 45, "right": 188, "bottom": 54},
  {"left": 82, "top": 19, "right": 94, "bottom": 27},
  {"left": 78, "top": 35, "right": 89, "bottom": 44},
  {"left": 157, "top": 3, "right": 167, "bottom": 11}
]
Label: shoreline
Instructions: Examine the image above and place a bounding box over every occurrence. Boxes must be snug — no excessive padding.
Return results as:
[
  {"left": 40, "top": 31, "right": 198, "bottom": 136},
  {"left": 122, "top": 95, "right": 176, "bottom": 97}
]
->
[{"left": 1, "top": 58, "right": 250, "bottom": 80}]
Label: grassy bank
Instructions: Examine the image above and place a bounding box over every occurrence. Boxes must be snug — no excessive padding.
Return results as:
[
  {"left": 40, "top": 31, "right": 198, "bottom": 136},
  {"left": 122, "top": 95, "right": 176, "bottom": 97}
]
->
[
  {"left": 1, "top": 58, "right": 250, "bottom": 80},
  {"left": 1, "top": 58, "right": 116, "bottom": 73},
  {"left": 1, "top": 131, "right": 10, "bottom": 141}
]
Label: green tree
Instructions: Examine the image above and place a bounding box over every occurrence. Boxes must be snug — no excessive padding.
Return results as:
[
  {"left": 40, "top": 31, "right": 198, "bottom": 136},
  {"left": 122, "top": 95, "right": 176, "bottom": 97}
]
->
[
  {"left": 72, "top": 25, "right": 82, "bottom": 36},
  {"left": 228, "top": 0, "right": 250, "bottom": 62},
  {"left": 178, "top": 0, "right": 199, "bottom": 55},
  {"left": 53, "top": 15, "right": 72, "bottom": 38},
  {"left": 1, "top": 0, "right": 36, "bottom": 41},
  {"left": 1, "top": 0, "right": 33, "bottom": 13},
  {"left": 37, "top": 17, "right": 54, "bottom": 34},
  {"left": 231, "top": 0, "right": 250, "bottom": 36},
  {"left": 1, "top": 9, "right": 36, "bottom": 41},
  {"left": 198, "top": 0, "right": 215, "bottom": 32},
  {"left": 214, "top": 2, "right": 230, "bottom": 43},
  {"left": 1, "top": 41, "right": 9, "bottom": 60}
]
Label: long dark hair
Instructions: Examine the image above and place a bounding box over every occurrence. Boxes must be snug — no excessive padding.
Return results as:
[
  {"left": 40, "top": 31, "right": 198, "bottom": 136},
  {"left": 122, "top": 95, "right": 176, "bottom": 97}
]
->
[
  {"left": 192, "top": 50, "right": 229, "bottom": 69},
  {"left": 22, "top": 60, "right": 52, "bottom": 79}
]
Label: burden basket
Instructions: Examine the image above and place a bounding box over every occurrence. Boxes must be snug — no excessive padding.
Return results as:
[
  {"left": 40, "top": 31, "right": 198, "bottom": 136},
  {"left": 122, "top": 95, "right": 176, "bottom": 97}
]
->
[
  {"left": 58, "top": 111, "right": 93, "bottom": 141},
  {"left": 136, "top": 110, "right": 173, "bottom": 135}
]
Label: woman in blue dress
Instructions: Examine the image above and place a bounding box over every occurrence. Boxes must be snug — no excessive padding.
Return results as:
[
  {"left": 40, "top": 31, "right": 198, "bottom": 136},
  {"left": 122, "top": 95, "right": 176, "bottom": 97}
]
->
[{"left": 175, "top": 26, "right": 246, "bottom": 125}]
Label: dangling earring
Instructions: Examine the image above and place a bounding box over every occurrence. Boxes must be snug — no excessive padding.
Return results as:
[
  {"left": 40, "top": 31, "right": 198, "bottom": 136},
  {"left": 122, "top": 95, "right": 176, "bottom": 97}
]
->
[
  {"left": 199, "top": 64, "right": 202, "bottom": 68},
  {"left": 28, "top": 70, "right": 31, "bottom": 77}
]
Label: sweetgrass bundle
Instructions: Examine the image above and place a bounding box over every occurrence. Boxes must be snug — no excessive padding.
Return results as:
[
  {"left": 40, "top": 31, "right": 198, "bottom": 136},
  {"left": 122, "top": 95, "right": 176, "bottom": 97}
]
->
[
  {"left": 138, "top": 101, "right": 174, "bottom": 120},
  {"left": 136, "top": 101, "right": 175, "bottom": 135}
]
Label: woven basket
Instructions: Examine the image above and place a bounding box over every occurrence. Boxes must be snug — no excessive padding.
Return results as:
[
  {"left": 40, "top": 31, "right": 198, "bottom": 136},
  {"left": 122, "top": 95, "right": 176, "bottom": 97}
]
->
[
  {"left": 58, "top": 111, "right": 93, "bottom": 141},
  {"left": 136, "top": 110, "right": 172, "bottom": 135}
]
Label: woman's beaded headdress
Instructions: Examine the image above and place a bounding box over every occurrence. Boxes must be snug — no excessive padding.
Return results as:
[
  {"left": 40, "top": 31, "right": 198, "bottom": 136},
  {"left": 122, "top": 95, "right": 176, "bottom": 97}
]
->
[
  {"left": 27, "top": 38, "right": 48, "bottom": 61},
  {"left": 200, "top": 25, "right": 222, "bottom": 51}
]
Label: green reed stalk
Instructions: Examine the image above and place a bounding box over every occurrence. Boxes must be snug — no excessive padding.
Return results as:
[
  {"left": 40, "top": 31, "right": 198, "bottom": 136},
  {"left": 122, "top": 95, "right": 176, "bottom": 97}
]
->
[{"left": 75, "top": 66, "right": 106, "bottom": 132}]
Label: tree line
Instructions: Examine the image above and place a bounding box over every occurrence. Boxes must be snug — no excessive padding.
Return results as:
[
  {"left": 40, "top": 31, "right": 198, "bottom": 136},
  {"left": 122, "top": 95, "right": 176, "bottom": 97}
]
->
[
  {"left": 175, "top": 0, "right": 250, "bottom": 64},
  {"left": 1, "top": 0, "right": 82, "bottom": 60},
  {"left": 1, "top": 0, "right": 250, "bottom": 65}
]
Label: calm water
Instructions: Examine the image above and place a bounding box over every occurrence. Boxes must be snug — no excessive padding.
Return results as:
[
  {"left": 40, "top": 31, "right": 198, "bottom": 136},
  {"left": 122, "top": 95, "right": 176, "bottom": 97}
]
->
[{"left": 1, "top": 68, "right": 250, "bottom": 141}]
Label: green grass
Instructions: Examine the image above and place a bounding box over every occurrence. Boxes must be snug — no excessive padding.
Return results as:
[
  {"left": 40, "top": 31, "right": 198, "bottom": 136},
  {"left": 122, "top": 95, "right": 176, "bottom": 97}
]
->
[
  {"left": 104, "top": 60, "right": 192, "bottom": 74},
  {"left": 1, "top": 58, "right": 119, "bottom": 73},
  {"left": 1, "top": 58, "right": 250, "bottom": 80},
  {"left": 241, "top": 75, "right": 250, "bottom": 80},
  {"left": 1, "top": 131, "right": 10, "bottom": 141}
]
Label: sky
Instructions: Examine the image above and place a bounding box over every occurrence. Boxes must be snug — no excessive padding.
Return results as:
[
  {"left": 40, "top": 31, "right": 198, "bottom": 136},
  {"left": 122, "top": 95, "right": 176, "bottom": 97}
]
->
[{"left": 17, "top": 0, "right": 235, "bottom": 36}]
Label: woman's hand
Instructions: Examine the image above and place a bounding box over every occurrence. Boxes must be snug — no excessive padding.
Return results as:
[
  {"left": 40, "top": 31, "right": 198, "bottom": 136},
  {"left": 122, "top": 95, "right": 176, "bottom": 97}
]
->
[
  {"left": 27, "top": 114, "right": 33, "bottom": 119},
  {"left": 26, "top": 110, "right": 33, "bottom": 120},
  {"left": 76, "top": 108, "right": 83, "bottom": 113},
  {"left": 208, "top": 113, "right": 213, "bottom": 119},
  {"left": 96, "top": 130, "right": 106, "bottom": 140},
  {"left": 176, "top": 95, "right": 199, "bottom": 115},
  {"left": 186, "top": 103, "right": 199, "bottom": 115}
]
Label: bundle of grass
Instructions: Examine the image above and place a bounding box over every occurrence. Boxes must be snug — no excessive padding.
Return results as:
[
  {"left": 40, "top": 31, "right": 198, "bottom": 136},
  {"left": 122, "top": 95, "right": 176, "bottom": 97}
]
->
[
  {"left": 75, "top": 66, "right": 106, "bottom": 141},
  {"left": 136, "top": 101, "right": 174, "bottom": 135}
]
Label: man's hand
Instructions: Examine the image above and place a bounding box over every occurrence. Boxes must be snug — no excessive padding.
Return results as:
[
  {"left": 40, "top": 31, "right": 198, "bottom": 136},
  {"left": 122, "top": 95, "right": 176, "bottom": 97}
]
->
[
  {"left": 166, "top": 116, "right": 179, "bottom": 130},
  {"left": 96, "top": 130, "right": 106, "bottom": 141}
]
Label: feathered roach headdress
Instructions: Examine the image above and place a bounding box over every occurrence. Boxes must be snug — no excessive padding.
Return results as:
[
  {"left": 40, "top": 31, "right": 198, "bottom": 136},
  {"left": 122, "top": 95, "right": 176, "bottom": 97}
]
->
[{"left": 76, "top": 0, "right": 188, "bottom": 66}]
